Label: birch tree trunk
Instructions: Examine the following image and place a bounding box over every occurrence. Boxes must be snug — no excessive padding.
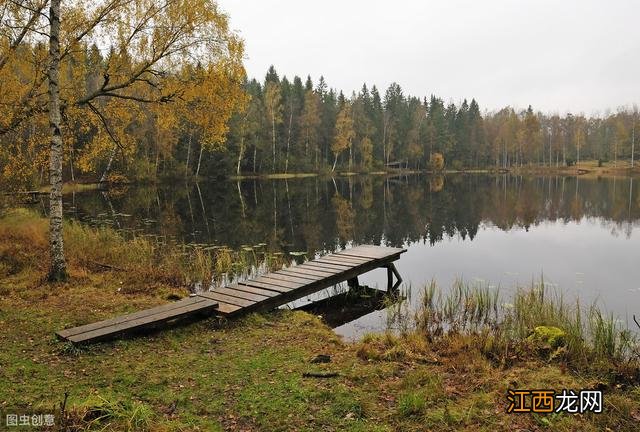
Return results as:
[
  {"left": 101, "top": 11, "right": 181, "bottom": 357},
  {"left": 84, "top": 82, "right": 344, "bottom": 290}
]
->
[
  {"left": 271, "top": 114, "right": 276, "bottom": 172},
  {"left": 185, "top": 131, "right": 192, "bottom": 178},
  {"left": 70, "top": 147, "right": 75, "bottom": 182},
  {"left": 196, "top": 142, "right": 204, "bottom": 177},
  {"left": 285, "top": 107, "right": 292, "bottom": 173},
  {"left": 100, "top": 143, "right": 117, "bottom": 183},
  {"left": 47, "top": 0, "right": 67, "bottom": 281},
  {"left": 253, "top": 146, "right": 257, "bottom": 173},
  {"left": 237, "top": 134, "right": 245, "bottom": 175}
]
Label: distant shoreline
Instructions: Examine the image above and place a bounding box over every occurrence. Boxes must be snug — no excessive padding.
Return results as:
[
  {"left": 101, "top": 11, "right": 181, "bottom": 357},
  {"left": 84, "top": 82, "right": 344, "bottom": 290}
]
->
[
  {"left": 230, "top": 163, "right": 640, "bottom": 180},
  {"left": 7, "top": 161, "right": 639, "bottom": 196}
]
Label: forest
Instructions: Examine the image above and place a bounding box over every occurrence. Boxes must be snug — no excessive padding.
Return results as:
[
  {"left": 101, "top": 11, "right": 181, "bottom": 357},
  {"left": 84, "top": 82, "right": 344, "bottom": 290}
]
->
[
  {"left": 223, "top": 66, "right": 638, "bottom": 175},
  {"left": 1, "top": 4, "right": 638, "bottom": 190}
]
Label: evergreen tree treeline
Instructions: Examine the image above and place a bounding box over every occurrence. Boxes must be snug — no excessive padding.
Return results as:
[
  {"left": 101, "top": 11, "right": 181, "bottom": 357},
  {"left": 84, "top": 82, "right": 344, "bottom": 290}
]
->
[
  {"left": 225, "top": 66, "right": 639, "bottom": 174},
  {"left": 2, "top": 60, "right": 639, "bottom": 189}
]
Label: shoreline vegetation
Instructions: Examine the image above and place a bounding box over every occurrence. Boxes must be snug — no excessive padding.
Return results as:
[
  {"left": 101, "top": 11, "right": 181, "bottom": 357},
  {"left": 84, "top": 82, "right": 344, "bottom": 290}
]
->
[
  {"left": 4, "top": 159, "right": 639, "bottom": 197},
  {"left": 1, "top": 209, "right": 639, "bottom": 431},
  {"left": 6, "top": 65, "right": 639, "bottom": 194}
]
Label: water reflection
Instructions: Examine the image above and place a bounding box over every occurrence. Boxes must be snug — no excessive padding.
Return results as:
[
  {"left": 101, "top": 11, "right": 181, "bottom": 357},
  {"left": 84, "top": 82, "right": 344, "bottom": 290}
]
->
[
  {"left": 50, "top": 174, "right": 640, "bottom": 338},
  {"left": 58, "top": 175, "right": 639, "bottom": 251}
]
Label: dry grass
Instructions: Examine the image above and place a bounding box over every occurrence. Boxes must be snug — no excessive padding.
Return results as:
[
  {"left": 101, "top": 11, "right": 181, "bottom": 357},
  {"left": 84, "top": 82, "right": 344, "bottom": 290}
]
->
[
  {"left": 0, "top": 208, "right": 290, "bottom": 294},
  {"left": 1, "top": 209, "right": 639, "bottom": 431}
]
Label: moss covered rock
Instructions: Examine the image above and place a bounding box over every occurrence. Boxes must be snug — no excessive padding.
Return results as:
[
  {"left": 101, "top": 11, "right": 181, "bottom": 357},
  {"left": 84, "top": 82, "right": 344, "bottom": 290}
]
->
[{"left": 528, "top": 326, "right": 567, "bottom": 348}]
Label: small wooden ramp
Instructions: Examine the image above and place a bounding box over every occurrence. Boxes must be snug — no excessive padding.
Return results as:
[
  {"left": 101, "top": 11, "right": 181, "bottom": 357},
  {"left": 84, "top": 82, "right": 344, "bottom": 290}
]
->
[{"left": 57, "top": 245, "right": 406, "bottom": 344}]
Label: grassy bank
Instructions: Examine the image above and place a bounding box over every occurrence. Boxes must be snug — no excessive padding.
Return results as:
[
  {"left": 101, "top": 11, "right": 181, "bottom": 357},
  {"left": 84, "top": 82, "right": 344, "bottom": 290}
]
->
[
  {"left": 1, "top": 209, "right": 639, "bottom": 431},
  {"left": 506, "top": 160, "right": 640, "bottom": 178}
]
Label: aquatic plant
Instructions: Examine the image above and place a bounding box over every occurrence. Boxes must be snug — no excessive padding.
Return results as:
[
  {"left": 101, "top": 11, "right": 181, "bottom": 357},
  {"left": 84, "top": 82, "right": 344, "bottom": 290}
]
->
[{"left": 412, "top": 279, "right": 639, "bottom": 368}]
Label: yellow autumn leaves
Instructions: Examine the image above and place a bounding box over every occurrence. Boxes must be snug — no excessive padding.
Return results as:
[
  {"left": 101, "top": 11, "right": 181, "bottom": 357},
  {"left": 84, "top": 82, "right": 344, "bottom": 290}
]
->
[{"left": 0, "top": 0, "right": 246, "bottom": 188}]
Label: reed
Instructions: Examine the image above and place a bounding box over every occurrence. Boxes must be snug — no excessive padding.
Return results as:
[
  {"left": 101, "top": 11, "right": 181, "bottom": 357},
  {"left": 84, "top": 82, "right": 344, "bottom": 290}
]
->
[
  {"left": 412, "top": 279, "right": 639, "bottom": 368},
  {"left": 0, "top": 208, "right": 292, "bottom": 292}
]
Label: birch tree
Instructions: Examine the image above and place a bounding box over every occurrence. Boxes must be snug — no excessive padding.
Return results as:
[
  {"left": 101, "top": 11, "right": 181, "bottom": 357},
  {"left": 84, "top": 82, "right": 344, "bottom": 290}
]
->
[
  {"left": 331, "top": 103, "right": 355, "bottom": 172},
  {"left": 263, "top": 81, "right": 282, "bottom": 172},
  {"left": 1, "top": 0, "right": 245, "bottom": 280}
]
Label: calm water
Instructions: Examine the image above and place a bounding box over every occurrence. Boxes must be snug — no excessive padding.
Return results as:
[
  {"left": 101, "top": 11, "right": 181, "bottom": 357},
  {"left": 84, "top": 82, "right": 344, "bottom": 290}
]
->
[{"left": 50, "top": 174, "right": 640, "bottom": 339}]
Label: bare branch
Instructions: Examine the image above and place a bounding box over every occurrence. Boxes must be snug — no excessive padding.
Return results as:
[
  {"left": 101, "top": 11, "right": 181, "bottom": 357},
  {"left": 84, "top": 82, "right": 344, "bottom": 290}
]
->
[
  {"left": 60, "top": 0, "right": 135, "bottom": 61},
  {"left": 86, "top": 101, "right": 125, "bottom": 152},
  {"left": 96, "top": 91, "right": 178, "bottom": 104}
]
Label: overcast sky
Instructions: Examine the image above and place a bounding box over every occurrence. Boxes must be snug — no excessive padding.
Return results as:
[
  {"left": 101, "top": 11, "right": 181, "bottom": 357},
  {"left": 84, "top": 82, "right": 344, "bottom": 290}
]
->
[{"left": 219, "top": 0, "right": 639, "bottom": 115}]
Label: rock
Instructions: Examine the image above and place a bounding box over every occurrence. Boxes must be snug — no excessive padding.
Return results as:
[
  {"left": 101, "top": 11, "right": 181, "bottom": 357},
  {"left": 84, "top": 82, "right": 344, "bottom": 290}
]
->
[{"left": 528, "top": 326, "right": 567, "bottom": 348}]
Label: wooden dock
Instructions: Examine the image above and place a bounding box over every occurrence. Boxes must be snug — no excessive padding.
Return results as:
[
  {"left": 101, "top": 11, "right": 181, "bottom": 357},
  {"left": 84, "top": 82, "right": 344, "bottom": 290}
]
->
[{"left": 56, "top": 245, "right": 406, "bottom": 344}]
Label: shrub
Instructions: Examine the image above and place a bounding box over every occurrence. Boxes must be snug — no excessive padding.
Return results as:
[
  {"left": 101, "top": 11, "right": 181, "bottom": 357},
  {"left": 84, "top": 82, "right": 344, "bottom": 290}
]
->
[{"left": 429, "top": 153, "right": 445, "bottom": 171}]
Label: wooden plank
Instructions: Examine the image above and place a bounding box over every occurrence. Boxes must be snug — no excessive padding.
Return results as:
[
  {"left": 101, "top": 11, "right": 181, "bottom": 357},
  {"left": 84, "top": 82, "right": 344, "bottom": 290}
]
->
[
  {"left": 300, "top": 262, "right": 346, "bottom": 273},
  {"left": 57, "top": 296, "right": 206, "bottom": 338},
  {"left": 225, "top": 283, "right": 280, "bottom": 297},
  {"left": 298, "top": 262, "right": 345, "bottom": 272},
  {"left": 238, "top": 280, "right": 291, "bottom": 293},
  {"left": 214, "top": 302, "right": 242, "bottom": 315},
  {"left": 63, "top": 299, "right": 220, "bottom": 343},
  {"left": 279, "top": 267, "right": 331, "bottom": 278},
  {"left": 312, "top": 257, "right": 353, "bottom": 267},
  {"left": 311, "top": 258, "right": 356, "bottom": 268},
  {"left": 259, "top": 272, "right": 316, "bottom": 285},
  {"left": 252, "top": 276, "right": 304, "bottom": 290},
  {"left": 324, "top": 254, "right": 370, "bottom": 264},
  {"left": 337, "top": 249, "right": 401, "bottom": 260},
  {"left": 237, "top": 254, "right": 401, "bottom": 315},
  {"left": 352, "top": 245, "right": 403, "bottom": 252},
  {"left": 338, "top": 245, "right": 405, "bottom": 259},
  {"left": 198, "top": 291, "right": 256, "bottom": 308},
  {"left": 276, "top": 268, "right": 325, "bottom": 280},
  {"left": 212, "top": 286, "right": 269, "bottom": 303},
  {"left": 341, "top": 245, "right": 396, "bottom": 254},
  {"left": 295, "top": 265, "right": 345, "bottom": 277},
  {"left": 336, "top": 250, "right": 388, "bottom": 259}
]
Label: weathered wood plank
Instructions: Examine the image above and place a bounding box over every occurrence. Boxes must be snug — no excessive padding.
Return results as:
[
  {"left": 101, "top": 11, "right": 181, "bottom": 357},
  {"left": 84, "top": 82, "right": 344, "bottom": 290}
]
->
[
  {"left": 300, "top": 262, "right": 346, "bottom": 273},
  {"left": 324, "top": 254, "right": 370, "bottom": 264},
  {"left": 198, "top": 291, "right": 255, "bottom": 308},
  {"left": 337, "top": 245, "right": 405, "bottom": 259},
  {"left": 252, "top": 276, "right": 305, "bottom": 290},
  {"left": 337, "top": 250, "right": 402, "bottom": 260},
  {"left": 238, "top": 280, "right": 291, "bottom": 293},
  {"left": 62, "top": 299, "right": 220, "bottom": 343},
  {"left": 212, "top": 286, "right": 270, "bottom": 303},
  {"left": 226, "top": 283, "right": 280, "bottom": 297},
  {"left": 279, "top": 267, "right": 332, "bottom": 279},
  {"left": 311, "top": 258, "right": 355, "bottom": 269},
  {"left": 276, "top": 269, "right": 325, "bottom": 281},
  {"left": 57, "top": 296, "right": 206, "bottom": 338},
  {"left": 335, "top": 250, "right": 387, "bottom": 259},
  {"left": 259, "top": 272, "right": 317, "bottom": 285},
  {"left": 214, "top": 302, "right": 243, "bottom": 315}
]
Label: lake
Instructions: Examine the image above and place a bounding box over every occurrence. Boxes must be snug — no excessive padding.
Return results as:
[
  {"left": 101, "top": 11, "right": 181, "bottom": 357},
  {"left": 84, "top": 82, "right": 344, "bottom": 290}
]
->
[{"left": 50, "top": 174, "right": 640, "bottom": 339}]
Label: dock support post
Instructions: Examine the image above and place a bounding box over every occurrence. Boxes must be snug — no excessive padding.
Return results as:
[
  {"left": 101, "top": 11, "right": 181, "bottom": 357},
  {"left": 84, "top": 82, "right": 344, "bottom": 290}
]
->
[
  {"left": 384, "top": 263, "right": 403, "bottom": 292},
  {"left": 347, "top": 277, "right": 359, "bottom": 288}
]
